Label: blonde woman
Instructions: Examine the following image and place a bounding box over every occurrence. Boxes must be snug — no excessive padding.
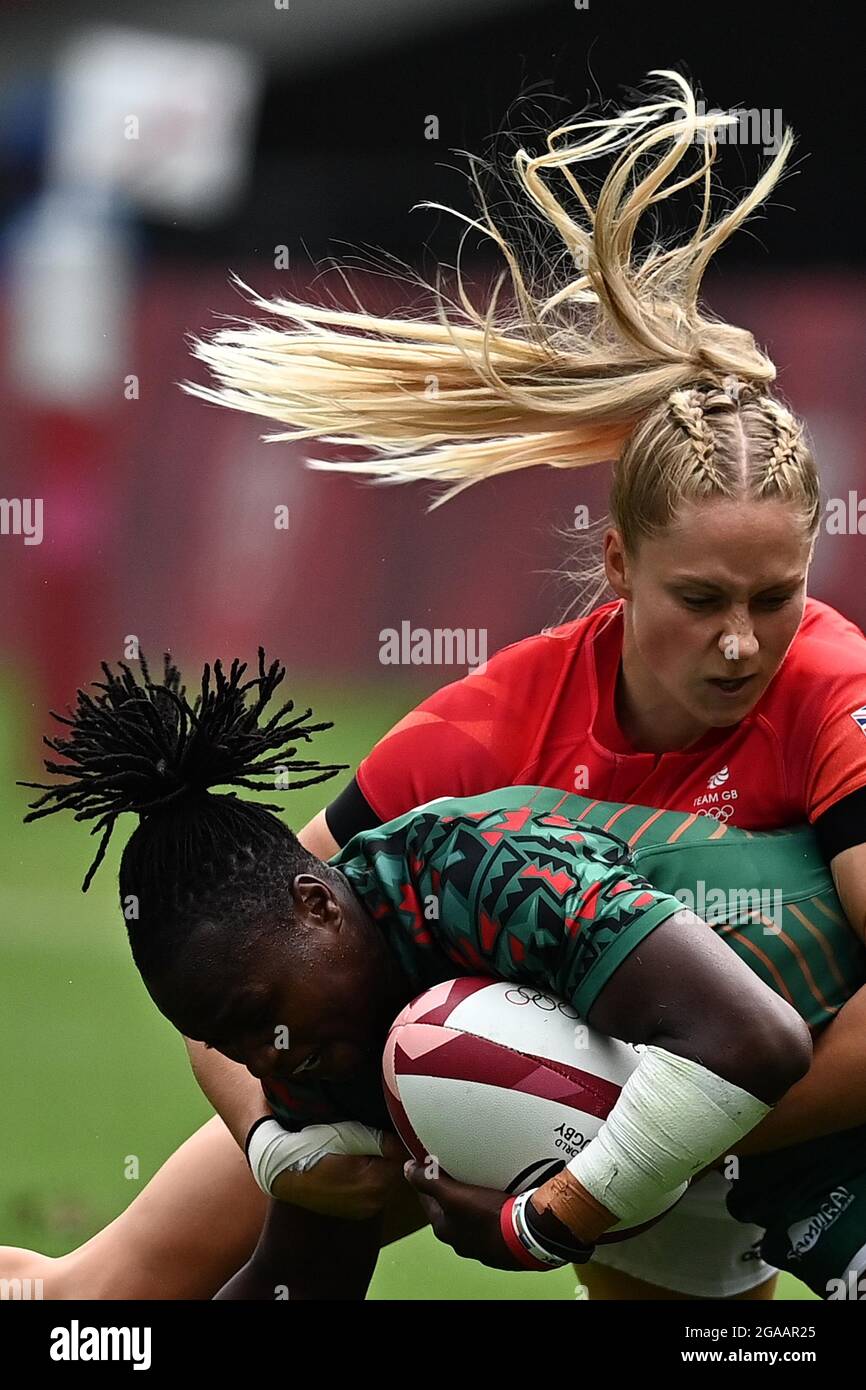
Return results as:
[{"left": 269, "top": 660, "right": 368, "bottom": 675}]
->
[{"left": 6, "top": 71, "right": 866, "bottom": 1301}]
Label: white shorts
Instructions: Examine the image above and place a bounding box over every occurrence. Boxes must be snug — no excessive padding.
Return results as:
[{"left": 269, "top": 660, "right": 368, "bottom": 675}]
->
[{"left": 589, "top": 1172, "right": 778, "bottom": 1298}]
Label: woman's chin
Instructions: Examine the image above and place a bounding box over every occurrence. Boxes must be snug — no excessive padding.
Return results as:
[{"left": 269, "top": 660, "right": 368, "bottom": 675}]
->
[{"left": 699, "top": 686, "right": 763, "bottom": 727}]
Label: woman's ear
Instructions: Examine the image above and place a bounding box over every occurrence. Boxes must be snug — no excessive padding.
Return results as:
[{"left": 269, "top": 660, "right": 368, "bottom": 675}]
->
[
  {"left": 291, "top": 873, "right": 343, "bottom": 930},
  {"left": 603, "top": 528, "right": 632, "bottom": 600}
]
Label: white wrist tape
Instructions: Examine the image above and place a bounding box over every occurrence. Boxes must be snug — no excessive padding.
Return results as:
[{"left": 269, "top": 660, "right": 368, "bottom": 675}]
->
[
  {"left": 566, "top": 1045, "right": 772, "bottom": 1225},
  {"left": 511, "top": 1191, "right": 568, "bottom": 1268},
  {"left": 247, "top": 1119, "right": 385, "bottom": 1196}
]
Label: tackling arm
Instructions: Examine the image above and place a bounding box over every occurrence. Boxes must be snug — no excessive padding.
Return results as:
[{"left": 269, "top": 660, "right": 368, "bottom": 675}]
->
[
  {"left": 184, "top": 1040, "right": 270, "bottom": 1148},
  {"left": 733, "top": 984, "right": 866, "bottom": 1154},
  {"left": 831, "top": 840, "right": 866, "bottom": 948},
  {"left": 215, "top": 1158, "right": 426, "bottom": 1299},
  {"left": 214, "top": 1200, "right": 384, "bottom": 1300},
  {"left": 733, "top": 841, "right": 866, "bottom": 1155}
]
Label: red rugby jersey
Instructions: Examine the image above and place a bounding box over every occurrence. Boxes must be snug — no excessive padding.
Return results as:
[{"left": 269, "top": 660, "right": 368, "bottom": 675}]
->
[{"left": 326, "top": 598, "right": 866, "bottom": 848}]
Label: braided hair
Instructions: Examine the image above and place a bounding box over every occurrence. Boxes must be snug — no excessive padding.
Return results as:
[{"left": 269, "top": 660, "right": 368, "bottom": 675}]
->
[
  {"left": 20, "top": 650, "right": 348, "bottom": 982},
  {"left": 182, "top": 70, "right": 820, "bottom": 620},
  {"left": 604, "top": 374, "right": 820, "bottom": 585}
]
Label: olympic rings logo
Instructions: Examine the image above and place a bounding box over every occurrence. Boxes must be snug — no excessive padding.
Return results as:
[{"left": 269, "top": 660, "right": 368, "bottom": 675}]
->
[{"left": 696, "top": 805, "right": 735, "bottom": 822}]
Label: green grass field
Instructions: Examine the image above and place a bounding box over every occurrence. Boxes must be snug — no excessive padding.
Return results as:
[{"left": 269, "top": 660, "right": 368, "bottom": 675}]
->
[{"left": 0, "top": 673, "right": 815, "bottom": 1300}]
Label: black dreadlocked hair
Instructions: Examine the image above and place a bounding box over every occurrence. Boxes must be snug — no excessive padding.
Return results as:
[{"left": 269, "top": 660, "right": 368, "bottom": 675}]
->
[{"left": 20, "top": 649, "right": 348, "bottom": 985}]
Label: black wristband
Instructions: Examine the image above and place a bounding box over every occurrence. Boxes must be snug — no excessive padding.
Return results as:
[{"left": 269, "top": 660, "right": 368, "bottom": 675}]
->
[
  {"left": 325, "top": 776, "right": 382, "bottom": 846},
  {"left": 244, "top": 1115, "right": 275, "bottom": 1166},
  {"left": 523, "top": 1196, "right": 596, "bottom": 1264},
  {"left": 814, "top": 787, "right": 866, "bottom": 862}
]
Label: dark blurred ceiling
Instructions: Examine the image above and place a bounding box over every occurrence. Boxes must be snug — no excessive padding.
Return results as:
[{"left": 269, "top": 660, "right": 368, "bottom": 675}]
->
[
  {"left": 1, "top": 0, "right": 860, "bottom": 268},
  {"left": 0, "top": 0, "right": 531, "bottom": 75}
]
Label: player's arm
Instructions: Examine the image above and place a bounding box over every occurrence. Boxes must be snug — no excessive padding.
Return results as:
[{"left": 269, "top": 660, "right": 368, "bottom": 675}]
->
[
  {"left": 831, "top": 838, "right": 866, "bottom": 948},
  {"left": 183, "top": 1038, "right": 270, "bottom": 1149},
  {"left": 214, "top": 1200, "right": 385, "bottom": 1300},
  {"left": 733, "top": 838, "right": 866, "bottom": 1155},
  {"left": 733, "top": 982, "right": 866, "bottom": 1155},
  {"left": 402, "top": 818, "right": 810, "bottom": 1266},
  {"left": 215, "top": 1145, "right": 426, "bottom": 1299},
  {"left": 407, "top": 905, "right": 811, "bottom": 1268},
  {"left": 737, "top": 666, "right": 866, "bottom": 1155}
]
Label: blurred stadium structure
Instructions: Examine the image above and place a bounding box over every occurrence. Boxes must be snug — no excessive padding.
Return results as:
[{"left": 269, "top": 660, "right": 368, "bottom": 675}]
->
[
  {"left": 0, "top": 0, "right": 858, "bottom": 1305},
  {"left": 1, "top": 0, "right": 864, "bottom": 729}
]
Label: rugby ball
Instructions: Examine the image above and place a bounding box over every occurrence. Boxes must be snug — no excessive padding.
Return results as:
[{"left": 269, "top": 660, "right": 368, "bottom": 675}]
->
[{"left": 382, "top": 977, "right": 686, "bottom": 1240}]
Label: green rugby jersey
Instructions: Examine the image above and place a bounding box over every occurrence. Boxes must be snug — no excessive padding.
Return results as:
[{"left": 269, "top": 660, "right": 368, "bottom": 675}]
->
[{"left": 262, "top": 785, "right": 866, "bottom": 1132}]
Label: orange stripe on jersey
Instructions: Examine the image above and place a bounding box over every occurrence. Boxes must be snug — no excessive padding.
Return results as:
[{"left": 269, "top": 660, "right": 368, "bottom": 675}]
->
[
  {"left": 718, "top": 925, "right": 796, "bottom": 1008},
  {"left": 808, "top": 895, "right": 847, "bottom": 929},
  {"left": 787, "top": 902, "right": 850, "bottom": 992},
  {"left": 627, "top": 808, "right": 668, "bottom": 847},
  {"left": 577, "top": 800, "right": 602, "bottom": 821},
  {"left": 666, "top": 813, "right": 700, "bottom": 844},
  {"left": 708, "top": 822, "right": 729, "bottom": 839},
  {"left": 757, "top": 915, "right": 836, "bottom": 1016},
  {"left": 602, "top": 805, "right": 634, "bottom": 831}
]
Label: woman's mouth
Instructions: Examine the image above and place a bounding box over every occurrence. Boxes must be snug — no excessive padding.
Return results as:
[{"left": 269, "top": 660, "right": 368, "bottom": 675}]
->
[{"left": 706, "top": 674, "right": 757, "bottom": 697}]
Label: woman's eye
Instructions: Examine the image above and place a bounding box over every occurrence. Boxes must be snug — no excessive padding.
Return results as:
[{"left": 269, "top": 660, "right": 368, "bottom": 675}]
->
[
  {"left": 755, "top": 596, "right": 790, "bottom": 610},
  {"left": 292, "top": 1051, "right": 321, "bottom": 1076},
  {"left": 681, "top": 594, "right": 791, "bottom": 612}
]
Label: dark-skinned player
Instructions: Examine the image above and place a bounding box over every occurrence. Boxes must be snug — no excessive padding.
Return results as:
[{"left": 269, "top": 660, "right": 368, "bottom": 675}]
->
[{"left": 24, "top": 650, "right": 863, "bottom": 1297}]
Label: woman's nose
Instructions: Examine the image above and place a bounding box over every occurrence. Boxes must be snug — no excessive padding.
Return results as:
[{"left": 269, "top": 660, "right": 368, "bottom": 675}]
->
[{"left": 718, "top": 626, "right": 759, "bottom": 661}]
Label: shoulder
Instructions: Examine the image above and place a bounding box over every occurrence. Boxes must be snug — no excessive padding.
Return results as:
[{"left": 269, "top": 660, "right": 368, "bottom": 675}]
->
[
  {"left": 350, "top": 605, "right": 619, "bottom": 826},
  {"left": 760, "top": 599, "right": 866, "bottom": 821},
  {"left": 768, "top": 599, "right": 866, "bottom": 708},
  {"left": 389, "top": 602, "right": 617, "bottom": 725},
  {"left": 473, "top": 601, "right": 619, "bottom": 695},
  {"left": 786, "top": 598, "right": 866, "bottom": 673}
]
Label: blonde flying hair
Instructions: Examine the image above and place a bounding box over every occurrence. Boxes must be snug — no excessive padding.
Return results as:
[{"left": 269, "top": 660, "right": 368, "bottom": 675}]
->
[{"left": 184, "top": 69, "right": 820, "bottom": 611}]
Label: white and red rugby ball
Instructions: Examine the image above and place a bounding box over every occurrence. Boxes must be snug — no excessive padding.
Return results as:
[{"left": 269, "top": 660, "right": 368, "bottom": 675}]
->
[{"left": 382, "top": 977, "right": 686, "bottom": 1240}]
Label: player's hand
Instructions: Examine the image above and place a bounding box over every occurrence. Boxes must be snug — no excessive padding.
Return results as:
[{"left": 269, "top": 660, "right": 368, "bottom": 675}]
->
[
  {"left": 272, "top": 1133, "right": 407, "bottom": 1220},
  {"left": 403, "top": 1161, "right": 528, "bottom": 1270}
]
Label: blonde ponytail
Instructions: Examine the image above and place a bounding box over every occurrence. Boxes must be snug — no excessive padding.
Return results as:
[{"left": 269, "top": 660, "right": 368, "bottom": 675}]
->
[{"left": 183, "top": 68, "right": 817, "bottom": 553}]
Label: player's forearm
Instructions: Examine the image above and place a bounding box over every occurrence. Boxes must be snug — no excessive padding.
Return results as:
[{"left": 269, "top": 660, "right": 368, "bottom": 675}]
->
[
  {"left": 214, "top": 1197, "right": 383, "bottom": 1300},
  {"left": 184, "top": 1037, "right": 270, "bottom": 1149},
  {"left": 732, "top": 986, "right": 866, "bottom": 1155}
]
